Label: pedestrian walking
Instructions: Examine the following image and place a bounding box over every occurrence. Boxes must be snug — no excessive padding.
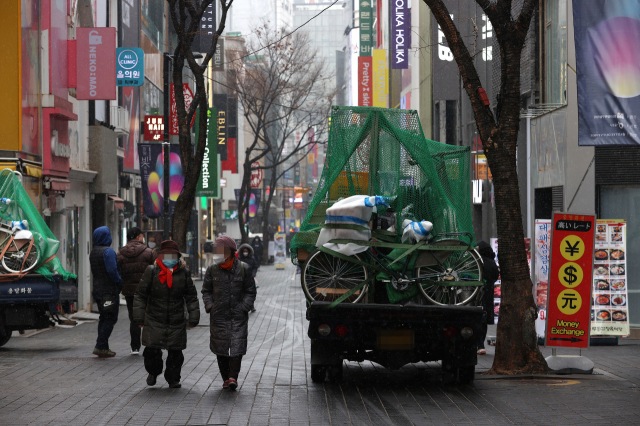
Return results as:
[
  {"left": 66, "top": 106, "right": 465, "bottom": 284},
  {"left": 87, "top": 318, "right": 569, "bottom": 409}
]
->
[
  {"left": 90, "top": 226, "right": 122, "bottom": 358},
  {"left": 202, "top": 236, "right": 256, "bottom": 391},
  {"left": 117, "top": 227, "right": 156, "bottom": 355},
  {"left": 238, "top": 243, "right": 259, "bottom": 312},
  {"left": 133, "top": 240, "right": 200, "bottom": 388},
  {"left": 476, "top": 240, "right": 499, "bottom": 354},
  {"left": 203, "top": 239, "right": 214, "bottom": 268},
  {"left": 251, "top": 236, "right": 263, "bottom": 265}
]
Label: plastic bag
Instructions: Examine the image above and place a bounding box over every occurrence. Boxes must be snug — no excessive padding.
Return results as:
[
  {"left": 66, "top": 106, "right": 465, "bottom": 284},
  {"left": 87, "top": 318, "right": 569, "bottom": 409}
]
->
[{"left": 401, "top": 219, "right": 433, "bottom": 243}]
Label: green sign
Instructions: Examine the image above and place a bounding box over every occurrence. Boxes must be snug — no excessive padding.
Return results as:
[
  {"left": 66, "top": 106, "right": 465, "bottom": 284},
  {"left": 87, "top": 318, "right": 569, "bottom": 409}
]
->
[
  {"left": 195, "top": 108, "right": 220, "bottom": 198},
  {"left": 359, "top": 0, "right": 373, "bottom": 56}
]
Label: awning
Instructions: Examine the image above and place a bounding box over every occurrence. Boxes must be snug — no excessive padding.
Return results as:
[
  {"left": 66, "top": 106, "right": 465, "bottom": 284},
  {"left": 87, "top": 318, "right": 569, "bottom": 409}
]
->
[
  {"left": 23, "top": 164, "right": 42, "bottom": 178},
  {"left": 47, "top": 177, "right": 71, "bottom": 192},
  {"left": 0, "top": 162, "right": 17, "bottom": 171},
  {"left": 108, "top": 195, "right": 125, "bottom": 209}
]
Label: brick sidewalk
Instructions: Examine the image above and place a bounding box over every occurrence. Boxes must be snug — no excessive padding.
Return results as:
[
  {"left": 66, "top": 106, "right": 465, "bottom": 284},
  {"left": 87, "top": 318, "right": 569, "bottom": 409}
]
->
[{"left": 1, "top": 262, "right": 639, "bottom": 425}]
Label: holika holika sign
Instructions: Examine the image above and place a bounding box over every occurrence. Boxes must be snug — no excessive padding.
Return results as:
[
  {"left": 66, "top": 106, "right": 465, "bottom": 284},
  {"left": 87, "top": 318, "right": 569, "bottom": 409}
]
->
[{"left": 195, "top": 108, "right": 220, "bottom": 198}]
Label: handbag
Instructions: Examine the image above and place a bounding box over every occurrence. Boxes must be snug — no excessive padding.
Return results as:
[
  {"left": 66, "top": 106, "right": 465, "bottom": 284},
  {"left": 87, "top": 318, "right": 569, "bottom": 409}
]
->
[{"left": 100, "top": 292, "right": 118, "bottom": 314}]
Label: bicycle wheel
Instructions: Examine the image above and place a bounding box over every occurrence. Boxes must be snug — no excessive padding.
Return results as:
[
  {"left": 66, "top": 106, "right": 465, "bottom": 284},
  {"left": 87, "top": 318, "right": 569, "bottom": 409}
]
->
[
  {"left": 301, "top": 250, "right": 368, "bottom": 303},
  {"left": 414, "top": 239, "right": 483, "bottom": 306},
  {"left": 2, "top": 239, "right": 40, "bottom": 273}
]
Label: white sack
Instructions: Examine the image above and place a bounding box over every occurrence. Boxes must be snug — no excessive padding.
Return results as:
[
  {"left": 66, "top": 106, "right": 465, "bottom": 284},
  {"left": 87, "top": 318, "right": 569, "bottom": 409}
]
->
[{"left": 401, "top": 219, "right": 433, "bottom": 243}]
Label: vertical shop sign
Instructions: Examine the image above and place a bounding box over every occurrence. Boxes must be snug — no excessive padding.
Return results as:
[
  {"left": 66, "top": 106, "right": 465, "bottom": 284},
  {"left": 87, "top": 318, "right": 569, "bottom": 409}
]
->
[
  {"left": 76, "top": 28, "right": 116, "bottom": 100},
  {"left": 213, "top": 94, "right": 228, "bottom": 160},
  {"left": 122, "top": 86, "right": 140, "bottom": 169},
  {"left": 358, "top": 56, "right": 372, "bottom": 106},
  {"left": 221, "top": 137, "right": 237, "bottom": 173},
  {"left": 194, "top": 2, "right": 216, "bottom": 53},
  {"left": 274, "top": 233, "right": 287, "bottom": 269},
  {"left": 591, "top": 220, "right": 630, "bottom": 336},
  {"left": 359, "top": 0, "right": 373, "bottom": 56},
  {"left": 535, "top": 220, "right": 552, "bottom": 339},
  {"left": 169, "top": 83, "right": 195, "bottom": 135},
  {"left": 211, "top": 38, "right": 225, "bottom": 71},
  {"left": 372, "top": 49, "right": 387, "bottom": 108},
  {"left": 144, "top": 115, "right": 164, "bottom": 141},
  {"left": 195, "top": 108, "right": 219, "bottom": 197},
  {"left": 391, "top": 0, "right": 410, "bottom": 69},
  {"left": 545, "top": 213, "right": 595, "bottom": 348},
  {"left": 116, "top": 47, "right": 144, "bottom": 86}
]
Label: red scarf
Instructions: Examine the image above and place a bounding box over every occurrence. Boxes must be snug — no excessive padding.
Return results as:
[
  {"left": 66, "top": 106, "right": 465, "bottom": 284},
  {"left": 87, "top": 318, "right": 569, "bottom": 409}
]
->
[
  {"left": 220, "top": 256, "right": 234, "bottom": 270},
  {"left": 157, "top": 260, "right": 178, "bottom": 288}
]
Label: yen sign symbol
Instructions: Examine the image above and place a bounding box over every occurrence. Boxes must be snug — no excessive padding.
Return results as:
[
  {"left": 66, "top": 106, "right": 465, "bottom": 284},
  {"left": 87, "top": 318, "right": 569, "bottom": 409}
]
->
[{"left": 560, "top": 235, "right": 585, "bottom": 261}]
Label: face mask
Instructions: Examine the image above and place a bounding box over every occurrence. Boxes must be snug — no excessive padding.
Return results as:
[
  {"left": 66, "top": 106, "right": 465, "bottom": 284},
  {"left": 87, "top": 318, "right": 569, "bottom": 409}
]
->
[
  {"left": 213, "top": 254, "right": 226, "bottom": 265},
  {"left": 163, "top": 259, "right": 178, "bottom": 268},
  {"left": 243, "top": 252, "right": 249, "bottom": 257}
]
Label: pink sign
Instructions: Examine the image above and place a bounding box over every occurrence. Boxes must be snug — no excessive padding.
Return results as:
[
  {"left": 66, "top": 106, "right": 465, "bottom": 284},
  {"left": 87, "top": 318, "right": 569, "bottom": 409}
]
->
[
  {"left": 76, "top": 28, "right": 116, "bottom": 100},
  {"left": 170, "top": 83, "right": 195, "bottom": 135}
]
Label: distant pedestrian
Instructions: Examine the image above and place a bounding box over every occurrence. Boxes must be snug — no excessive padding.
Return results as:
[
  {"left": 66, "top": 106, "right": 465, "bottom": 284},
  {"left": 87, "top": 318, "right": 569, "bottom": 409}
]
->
[
  {"left": 202, "top": 236, "right": 256, "bottom": 391},
  {"left": 117, "top": 227, "right": 156, "bottom": 355},
  {"left": 203, "top": 239, "right": 214, "bottom": 268},
  {"left": 251, "top": 236, "right": 264, "bottom": 265},
  {"left": 476, "top": 241, "right": 499, "bottom": 354},
  {"left": 90, "top": 226, "right": 122, "bottom": 358},
  {"left": 238, "top": 243, "right": 259, "bottom": 312},
  {"left": 134, "top": 240, "right": 200, "bottom": 388}
]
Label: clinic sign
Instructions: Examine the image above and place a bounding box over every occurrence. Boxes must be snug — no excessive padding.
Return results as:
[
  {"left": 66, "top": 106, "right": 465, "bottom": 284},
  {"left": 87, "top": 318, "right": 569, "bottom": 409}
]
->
[
  {"left": 76, "top": 28, "right": 116, "bottom": 100},
  {"left": 116, "top": 48, "right": 144, "bottom": 86},
  {"left": 545, "top": 213, "right": 595, "bottom": 349}
]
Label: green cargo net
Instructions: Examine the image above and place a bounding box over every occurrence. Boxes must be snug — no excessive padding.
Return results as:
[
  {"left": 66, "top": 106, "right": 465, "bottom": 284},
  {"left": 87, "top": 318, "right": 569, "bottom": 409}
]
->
[
  {"left": 0, "top": 169, "right": 76, "bottom": 280},
  {"left": 291, "top": 106, "right": 475, "bottom": 265}
]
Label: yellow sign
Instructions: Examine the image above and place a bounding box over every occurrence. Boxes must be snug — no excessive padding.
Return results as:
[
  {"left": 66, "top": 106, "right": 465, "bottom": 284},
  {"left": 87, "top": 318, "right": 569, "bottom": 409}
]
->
[
  {"left": 560, "top": 235, "right": 585, "bottom": 261},
  {"left": 285, "top": 210, "right": 291, "bottom": 219},
  {"left": 558, "top": 262, "right": 583, "bottom": 288},
  {"left": 372, "top": 49, "right": 387, "bottom": 108},
  {"left": 308, "top": 153, "right": 315, "bottom": 164},
  {"left": 0, "top": 2, "right": 22, "bottom": 151},
  {"left": 557, "top": 289, "right": 582, "bottom": 315}
]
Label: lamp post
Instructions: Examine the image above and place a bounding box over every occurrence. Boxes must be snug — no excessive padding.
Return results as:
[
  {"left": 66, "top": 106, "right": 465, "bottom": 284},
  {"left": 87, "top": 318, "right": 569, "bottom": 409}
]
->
[{"left": 163, "top": 53, "right": 172, "bottom": 241}]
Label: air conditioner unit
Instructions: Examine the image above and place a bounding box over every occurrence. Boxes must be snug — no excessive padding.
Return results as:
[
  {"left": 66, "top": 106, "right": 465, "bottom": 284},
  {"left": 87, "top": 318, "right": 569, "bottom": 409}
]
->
[{"left": 111, "top": 106, "right": 130, "bottom": 136}]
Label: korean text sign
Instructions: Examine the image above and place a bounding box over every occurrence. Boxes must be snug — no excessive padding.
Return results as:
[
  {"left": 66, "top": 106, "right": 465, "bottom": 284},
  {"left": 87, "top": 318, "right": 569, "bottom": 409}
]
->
[
  {"left": 358, "top": 56, "right": 372, "bottom": 106},
  {"left": 116, "top": 47, "right": 144, "bottom": 86},
  {"left": 359, "top": 0, "right": 372, "bottom": 56},
  {"left": 76, "top": 28, "right": 116, "bottom": 100},
  {"left": 545, "top": 213, "right": 595, "bottom": 349}
]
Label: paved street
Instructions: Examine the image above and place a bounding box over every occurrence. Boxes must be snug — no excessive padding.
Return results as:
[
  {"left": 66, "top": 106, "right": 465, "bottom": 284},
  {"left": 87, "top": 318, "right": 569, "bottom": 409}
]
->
[{"left": 1, "top": 263, "right": 640, "bottom": 425}]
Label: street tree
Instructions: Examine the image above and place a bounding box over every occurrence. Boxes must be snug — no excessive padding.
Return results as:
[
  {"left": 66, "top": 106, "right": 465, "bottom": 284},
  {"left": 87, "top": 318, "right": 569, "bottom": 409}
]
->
[
  {"left": 422, "top": 0, "right": 547, "bottom": 374},
  {"left": 232, "top": 24, "right": 334, "bottom": 243},
  {"left": 167, "top": 0, "right": 232, "bottom": 251}
]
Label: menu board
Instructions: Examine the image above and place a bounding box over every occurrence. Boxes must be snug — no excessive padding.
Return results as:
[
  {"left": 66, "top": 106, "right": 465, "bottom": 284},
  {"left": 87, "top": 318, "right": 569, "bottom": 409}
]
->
[
  {"left": 592, "top": 220, "right": 630, "bottom": 336},
  {"left": 534, "top": 220, "right": 552, "bottom": 339},
  {"left": 490, "top": 238, "right": 531, "bottom": 323}
]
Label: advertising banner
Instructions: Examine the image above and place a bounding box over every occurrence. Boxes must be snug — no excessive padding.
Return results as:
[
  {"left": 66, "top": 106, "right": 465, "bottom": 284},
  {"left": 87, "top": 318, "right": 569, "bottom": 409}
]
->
[
  {"left": 144, "top": 115, "right": 164, "bottom": 141},
  {"left": 192, "top": 2, "right": 216, "bottom": 53},
  {"left": 574, "top": 1, "right": 640, "bottom": 146},
  {"left": 359, "top": 0, "right": 373, "bottom": 56},
  {"left": 169, "top": 83, "right": 195, "bottom": 135},
  {"left": 358, "top": 56, "right": 372, "bottom": 106},
  {"left": 592, "top": 220, "right": 630, "bottom": 336},
  {"left": 545, "top": 213, "right": 595, "bottom": 349},
  {"left": 534, "top": 220, "right": 552, "bottom": 339},
  {"left": 76, "top": 28, "right": 116, "bottom": 100},
  {"left": 491, "top": 238, "right": 531, "bottom": 323},
  {"left": 211, "top": 38, "right": 225, "bottom": 71},
  {"left": 221, "top": 137, "right": 238, "bottom": 173},
  {"left": 233, "top": 189, "right": 262, "bottom": 223},
  {"left": 213, "top": 94, "right": 228, "bottom": 161},
  {"left": 138, "top": 143, "right": 185, "bottom": 218},
  {"left": 391, "top": 0, "right": 410, "bottom": 69},
  {"left": 116, "top": 47, "right": 144, "bottom": 86},
  {"left": 195, "top": 108, "right": 219, "bottom": 198},
  {"left": 372, "top": 49, "right": 387, "bottom": 108},
  {"left": 250, "top": 162, "right": 263, "bottom": 188},
  {"left": 274, "top": 232, "right": 287, "bottom": 269},
  {"left": 122, "top": 86, "right": 140, "bottom": 170}
]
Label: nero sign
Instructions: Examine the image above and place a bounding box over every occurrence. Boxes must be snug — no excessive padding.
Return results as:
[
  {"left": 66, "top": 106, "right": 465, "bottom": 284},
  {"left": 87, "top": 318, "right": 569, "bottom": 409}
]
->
[{"left": 391, "top": 0, "right": 410, "bottom": 69}]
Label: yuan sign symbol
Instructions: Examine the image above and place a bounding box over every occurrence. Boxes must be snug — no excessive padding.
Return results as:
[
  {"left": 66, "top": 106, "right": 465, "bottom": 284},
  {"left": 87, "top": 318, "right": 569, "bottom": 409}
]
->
[{"left": 89, "top": 30, "right": 102, "bottom": 45}]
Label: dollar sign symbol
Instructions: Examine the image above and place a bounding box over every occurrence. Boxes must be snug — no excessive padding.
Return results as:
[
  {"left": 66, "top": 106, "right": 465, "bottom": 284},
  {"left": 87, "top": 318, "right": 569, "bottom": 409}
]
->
[{"left": 564, "top": 265, "right": 578, "bottom": 285}]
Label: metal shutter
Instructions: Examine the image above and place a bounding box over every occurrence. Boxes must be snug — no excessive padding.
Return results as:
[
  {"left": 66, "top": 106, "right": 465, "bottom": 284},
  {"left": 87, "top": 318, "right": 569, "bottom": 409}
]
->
[{"left": 552, "top": 186, "right": 564, "bottom": 212}]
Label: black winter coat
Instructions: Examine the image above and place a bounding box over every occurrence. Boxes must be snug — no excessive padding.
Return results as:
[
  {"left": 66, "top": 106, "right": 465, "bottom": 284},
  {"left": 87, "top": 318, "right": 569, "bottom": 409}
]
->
[
  {"left": 478, "top": 241, "right": 499, "bottom": 325},
  {"left": 117, "top": 240, "right": 156, "bottom": 296},
  {"left": 133, "top": 260, "right": 200, "bottom": 350},
  {"left": 238, "top": 244, "right": 258, "bottom": 277},
  {"left": 202, "top": 259, "right": 256, "bottom": 356}
]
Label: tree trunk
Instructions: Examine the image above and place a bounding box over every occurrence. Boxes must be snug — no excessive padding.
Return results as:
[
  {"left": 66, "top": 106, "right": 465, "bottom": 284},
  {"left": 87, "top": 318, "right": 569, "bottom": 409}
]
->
[{"left": 237, "top": 160, "right": 252, "bottom": 244}]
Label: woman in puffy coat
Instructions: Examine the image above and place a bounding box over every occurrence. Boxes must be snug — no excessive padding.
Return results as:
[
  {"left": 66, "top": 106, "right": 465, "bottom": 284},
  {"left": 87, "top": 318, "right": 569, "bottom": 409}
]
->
[
  {"left": 202, "top": 235, "right": 256, "bottom": 391},
  {"left": 134, "top": 240, "right": 200, "bottom": 388}
]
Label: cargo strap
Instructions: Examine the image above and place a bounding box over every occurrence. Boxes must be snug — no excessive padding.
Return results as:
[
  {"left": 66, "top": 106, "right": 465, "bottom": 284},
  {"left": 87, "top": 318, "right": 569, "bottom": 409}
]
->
[
  {"left": 327, "top": 239, "right": 470, "bottom": 251},
  {"left": 387, "top": 240, "right": 425, "bottom": 266},
  {"left": 419, "top": 280, "right": 484, "bottom": 287}
]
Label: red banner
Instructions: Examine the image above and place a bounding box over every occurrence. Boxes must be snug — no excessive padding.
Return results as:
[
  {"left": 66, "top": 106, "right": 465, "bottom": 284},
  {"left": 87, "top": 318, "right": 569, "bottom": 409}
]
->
[
  {"left": 545, "top": 213, "right": 595, "bottom": 349},
  {"left": 170, "top": 83, "right": 195, "bottom": 135},
  {"left": 144, "top": 115, "right": 164, "bottom": 141},
  {"left": 76, "top": 28, "right": 116, "bottom": 100},
  {"left": 221, "top": 137, "right": 237, "bottom": 173},
  {"left": 358, "top": 56, "right": 372, "bottom": 106}
]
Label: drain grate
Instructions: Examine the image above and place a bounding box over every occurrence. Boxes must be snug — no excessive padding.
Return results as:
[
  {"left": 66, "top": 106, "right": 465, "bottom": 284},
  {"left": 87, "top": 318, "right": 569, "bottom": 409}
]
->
[{"left": 44, "top": 357, "right": 107, "bottom": 362}]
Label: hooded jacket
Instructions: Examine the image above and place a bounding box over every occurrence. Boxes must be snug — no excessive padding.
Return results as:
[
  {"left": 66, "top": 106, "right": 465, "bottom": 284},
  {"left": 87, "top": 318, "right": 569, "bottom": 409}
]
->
[
  {"left": 90, "top": 226, "right": 122, "bottom": 294},
  {"left": 238, "top": 243, "right": 258, "bottom": 277},
  {"left": 117, "top": 240, "right": 156, "bottom": 296},
  {"left": 251, "top": 237, "right": 263, "bottom": 261},
  {"left": 477, "top": 241, "right": 499, "bottom": 325}
]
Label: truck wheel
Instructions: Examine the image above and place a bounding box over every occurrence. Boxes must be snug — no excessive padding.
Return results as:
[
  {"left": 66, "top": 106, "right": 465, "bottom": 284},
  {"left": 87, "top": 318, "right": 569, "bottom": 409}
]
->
[
  {"left": 0, "top": 329, "right": 11, "bottom": 347},
  {"left": 328, "top": 363, "right": 343, "bottom": 382},
  {"left": 458, "top": 366, "right": 475, "bottom": 384},
  {"left": 311, "top": 365, "right": 327, "bottom": 383}
]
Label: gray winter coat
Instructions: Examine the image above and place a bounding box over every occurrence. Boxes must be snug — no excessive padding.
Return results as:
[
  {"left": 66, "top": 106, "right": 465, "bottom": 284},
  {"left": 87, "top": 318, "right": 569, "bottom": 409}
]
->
[{"left": 202, "top": 258, "right": 256, "bottom": 356}]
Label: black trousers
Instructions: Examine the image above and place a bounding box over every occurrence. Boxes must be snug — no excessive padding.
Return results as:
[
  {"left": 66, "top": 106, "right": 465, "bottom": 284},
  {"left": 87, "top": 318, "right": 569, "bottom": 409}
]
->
[
  {"left": 125, "top": 296, "right": 142, "bottom": 351},
  {"left": 143, "top": 347, "right": 184, "bottom": 384},
  {"left": 216, "top": 355, "right": 243, "bottom": 381},
  {"left": 93, "top": 291, "right": 119, "bottom": 350}
]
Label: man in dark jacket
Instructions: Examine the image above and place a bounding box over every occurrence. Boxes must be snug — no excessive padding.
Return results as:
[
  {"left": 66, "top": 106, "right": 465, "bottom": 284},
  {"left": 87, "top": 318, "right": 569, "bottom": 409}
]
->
[
  {"left": 477, "top": 241, "right": 500, "bottom": 354},
  {"left": 90, "top": 226, "right": 122, "bottom": 358},
  {"left": 238, "top": 243, "right": 259, "bottom": 312},
  {"left": 134, "top": 240, "right": 200, "bottom": 388},
  {"left": 202, "top": 235, "right": 256, "bottom": 391},
  {"left": 117, "top": 227, "right": 156, "bottom": 355},
  {"left": 251, "top": 236, "right": 263, "bottom": 265}
]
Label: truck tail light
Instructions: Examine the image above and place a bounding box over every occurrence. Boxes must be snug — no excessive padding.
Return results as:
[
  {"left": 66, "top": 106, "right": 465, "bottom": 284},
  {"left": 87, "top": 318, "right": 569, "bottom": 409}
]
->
[
  {"left": 334, "top": 324, "right": 349, "bottom": 338},
  {"left": 318, "top": 324, "right": 331, "bottom": 336},
  {"left": 443, "top": 326, "right": 457, "bottom": 339},
  {"left": 460, "top": 326, "right": 474, "bottom": 339}
]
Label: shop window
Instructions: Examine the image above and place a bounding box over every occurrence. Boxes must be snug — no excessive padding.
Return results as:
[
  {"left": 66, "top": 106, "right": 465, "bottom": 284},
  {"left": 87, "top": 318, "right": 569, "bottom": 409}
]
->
[{"left": 544, "top": 0, "right": 567, "bottom": 104}]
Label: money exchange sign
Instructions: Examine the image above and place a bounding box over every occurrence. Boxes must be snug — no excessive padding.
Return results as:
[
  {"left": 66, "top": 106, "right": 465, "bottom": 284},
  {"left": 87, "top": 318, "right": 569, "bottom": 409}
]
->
[{"left": 545, "top": 213, "right": 595, "bottom": 349}]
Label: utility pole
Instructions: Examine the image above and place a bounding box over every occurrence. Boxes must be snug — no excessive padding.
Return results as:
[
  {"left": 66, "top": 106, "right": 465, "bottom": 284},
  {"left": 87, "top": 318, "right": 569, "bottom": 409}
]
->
[{"left": 163, "top": 53, "right": 172, "bottom": 241}]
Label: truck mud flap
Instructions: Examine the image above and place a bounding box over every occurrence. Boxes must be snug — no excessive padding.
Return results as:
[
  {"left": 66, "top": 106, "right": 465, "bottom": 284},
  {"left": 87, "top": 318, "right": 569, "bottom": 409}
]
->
[{"left": 311, "top": 340, "right": 341, "bottom": 366}]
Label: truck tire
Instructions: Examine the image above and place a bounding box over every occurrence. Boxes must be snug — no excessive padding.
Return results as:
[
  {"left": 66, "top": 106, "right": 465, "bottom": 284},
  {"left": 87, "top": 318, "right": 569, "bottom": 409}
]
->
[
  {"left": 0, "top": 329, "right": 11, "bottom": 347},
  {"left": 311, "top": 365, "right": 327, "bottom": 383},
  {"left": 328, "top": 363, "right": 343, "bottom": 382}
]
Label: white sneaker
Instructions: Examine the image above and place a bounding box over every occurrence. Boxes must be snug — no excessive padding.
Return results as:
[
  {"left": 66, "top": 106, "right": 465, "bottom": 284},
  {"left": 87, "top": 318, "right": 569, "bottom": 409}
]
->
[{"left": 130, "top": 349, "right": 140, "bottom": 355}]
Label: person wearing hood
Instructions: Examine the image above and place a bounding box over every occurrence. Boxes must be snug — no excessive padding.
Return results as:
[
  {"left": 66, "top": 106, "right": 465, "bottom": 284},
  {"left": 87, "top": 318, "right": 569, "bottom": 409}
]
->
[
  {"left": 133, "top": 240, "right": 200, "bottom": 388},
  {"left": 117, "top": 227, "right": 156, "bottom": 355},
  {"left": 476, "top": 241, "right": 500, "bottom": 354},
  {"left": 202, "top": 236, "right": 257, "bottom": 391},
  {"left": 90, "top": 226, "right": 123, "bottom": 358},
  {"left": 238, "top": 244, "right": 259, "bottom": 312},
  {"left": 251, "top": 236, "right": 263, "bottom": 265}
]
